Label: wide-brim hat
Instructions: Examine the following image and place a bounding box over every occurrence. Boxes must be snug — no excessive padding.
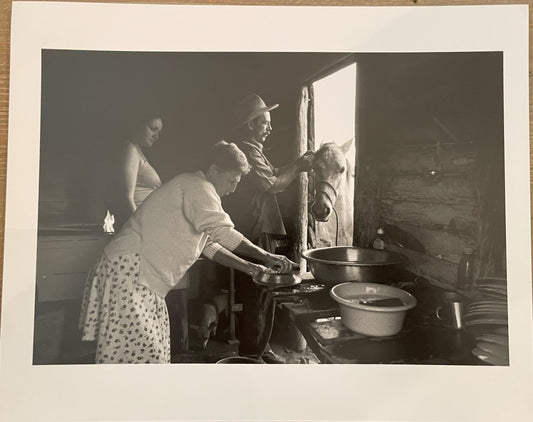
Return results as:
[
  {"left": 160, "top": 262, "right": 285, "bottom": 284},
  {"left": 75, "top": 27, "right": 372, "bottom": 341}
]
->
[{"left": 232, "top": 93, "right": 279, "bottom": 129}]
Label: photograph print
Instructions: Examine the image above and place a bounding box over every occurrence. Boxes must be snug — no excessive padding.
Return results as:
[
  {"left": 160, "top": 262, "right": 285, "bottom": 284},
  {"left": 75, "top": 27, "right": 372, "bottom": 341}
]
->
[{"left": 34, "top": 49, "right": 508, "bottom": 366}]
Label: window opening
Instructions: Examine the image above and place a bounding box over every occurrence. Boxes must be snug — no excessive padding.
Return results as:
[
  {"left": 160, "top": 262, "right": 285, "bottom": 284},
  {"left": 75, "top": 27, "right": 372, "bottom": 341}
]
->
[{"left": 311, "top": 63, "right": 357, "bottom": 247}]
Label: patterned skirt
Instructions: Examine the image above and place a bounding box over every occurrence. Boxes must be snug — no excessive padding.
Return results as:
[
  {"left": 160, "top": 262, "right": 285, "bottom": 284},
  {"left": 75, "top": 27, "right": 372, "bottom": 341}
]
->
[{"left": 79, "top": 252, "right": 171, "bottom": 364}]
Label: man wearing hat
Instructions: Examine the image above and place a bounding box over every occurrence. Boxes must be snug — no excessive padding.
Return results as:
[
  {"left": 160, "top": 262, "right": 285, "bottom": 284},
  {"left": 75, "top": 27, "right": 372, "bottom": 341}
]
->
[{"left": 222, "top": 93, "right": 314, "bottom": 363}]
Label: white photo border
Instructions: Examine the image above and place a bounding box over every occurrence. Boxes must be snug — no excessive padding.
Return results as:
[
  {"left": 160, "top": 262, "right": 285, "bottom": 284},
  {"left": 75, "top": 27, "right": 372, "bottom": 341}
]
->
[{"left": 1, "top": 2, "right": 532, "bottom": 422}]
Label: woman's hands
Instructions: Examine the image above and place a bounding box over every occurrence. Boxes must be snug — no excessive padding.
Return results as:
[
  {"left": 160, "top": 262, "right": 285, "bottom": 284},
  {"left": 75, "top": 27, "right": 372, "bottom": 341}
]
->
[
  {"left": 264, "top": 253, "right": 298, "bottom": 273},
  {"left": 246, "top": 263, "right": 271, "bottom": 278},
  {"left": 209, "top": 246, "right": 272, "bottom": 279},
  {"left": 245, "top": 254, "right": 297, "bottom": 279},
  {"left": 231, "top": 238, "right": 298, "bottom": 275}
]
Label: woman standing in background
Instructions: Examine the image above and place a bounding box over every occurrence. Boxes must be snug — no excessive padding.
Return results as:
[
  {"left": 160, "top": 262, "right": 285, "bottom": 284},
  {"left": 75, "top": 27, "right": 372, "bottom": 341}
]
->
[{"left": 113, "top": 111, "right": 164, "bottom": 227}]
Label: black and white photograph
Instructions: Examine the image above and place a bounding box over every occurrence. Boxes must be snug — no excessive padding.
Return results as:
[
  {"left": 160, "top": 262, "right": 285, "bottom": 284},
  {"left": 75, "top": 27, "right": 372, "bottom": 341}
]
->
[
  {"left": 1, "top": 3, "right": 532, "bottom": 422},
  {"left": 35, "top": 49, "right": 508, "bottom": 366}
]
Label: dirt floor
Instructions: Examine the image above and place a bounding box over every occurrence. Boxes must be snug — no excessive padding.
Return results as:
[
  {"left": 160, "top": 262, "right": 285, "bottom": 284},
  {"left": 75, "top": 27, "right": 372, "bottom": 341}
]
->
[
  {"left": 171, "top": 327, "right": 321, "bottom": 364},
  {"left": 172, "top": 340, "right": 320, "bottom": 364},
  {"left": 171, "top": 299, "right": 322, "bottom": 364}
]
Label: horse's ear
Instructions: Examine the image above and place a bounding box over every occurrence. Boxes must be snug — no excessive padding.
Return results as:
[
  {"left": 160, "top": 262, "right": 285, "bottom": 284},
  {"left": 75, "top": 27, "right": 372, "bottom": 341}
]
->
[{"left": 339, "top": 138, "right": 354, "bottom": 155}]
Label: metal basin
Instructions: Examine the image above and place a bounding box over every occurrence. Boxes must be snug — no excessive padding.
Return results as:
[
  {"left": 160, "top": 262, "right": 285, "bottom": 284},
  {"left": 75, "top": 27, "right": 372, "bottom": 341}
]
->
[
  {"left": 301, "top": 246, "right": 407, "bottom": 285},
  {"left": 216, "top": 356, "right": 265, "bottom": 364},
  {"left": 253, "top": 271, "right": 302, "bottom": 289}
]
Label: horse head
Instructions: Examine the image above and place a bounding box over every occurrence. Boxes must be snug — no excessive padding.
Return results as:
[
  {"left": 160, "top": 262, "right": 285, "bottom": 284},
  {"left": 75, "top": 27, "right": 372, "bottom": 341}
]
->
[{"left": 310, "top": 138, "right": 353, "bottom": 222}]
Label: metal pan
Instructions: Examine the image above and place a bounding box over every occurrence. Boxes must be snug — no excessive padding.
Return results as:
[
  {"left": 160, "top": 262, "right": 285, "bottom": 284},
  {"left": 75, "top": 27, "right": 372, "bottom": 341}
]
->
[{"left": 253, "top": 271, "right": 302, "bottom": 289}]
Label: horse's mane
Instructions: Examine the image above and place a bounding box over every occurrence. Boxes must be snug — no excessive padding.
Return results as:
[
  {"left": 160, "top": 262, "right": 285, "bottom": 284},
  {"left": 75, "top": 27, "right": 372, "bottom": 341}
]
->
[
  {"left": 314, "top": 142, "right": 347, "bottom": 173},
  {"left": 314, "top": 142, "right": 337, "bottom": 156}
]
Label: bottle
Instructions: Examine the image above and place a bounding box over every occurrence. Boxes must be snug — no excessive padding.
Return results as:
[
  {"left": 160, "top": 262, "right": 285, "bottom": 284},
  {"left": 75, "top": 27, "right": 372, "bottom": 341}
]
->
[
  {"left": 373, "top": 228, "right": 386, "bottom": 250},
  {"left": 457, "top": 248, "right": 474, "bottom": 292}
]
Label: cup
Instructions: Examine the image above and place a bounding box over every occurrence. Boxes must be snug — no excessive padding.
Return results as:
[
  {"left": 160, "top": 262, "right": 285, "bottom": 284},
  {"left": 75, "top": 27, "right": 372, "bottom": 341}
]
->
[{"left": 435, "top": 292, "right": 467, "bottom": 329}]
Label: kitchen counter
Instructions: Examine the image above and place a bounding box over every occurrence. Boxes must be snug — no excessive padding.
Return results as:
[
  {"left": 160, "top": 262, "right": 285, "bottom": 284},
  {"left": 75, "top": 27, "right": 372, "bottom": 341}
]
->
[
  {"left": 275, "top": 279, "right": 485, "bottom": 365},
  {"left": 36, "top": 227, "right": 112, "bottom": 302},
  {"left": 38, "top": 223, "right": 113, "bottom": 237}
]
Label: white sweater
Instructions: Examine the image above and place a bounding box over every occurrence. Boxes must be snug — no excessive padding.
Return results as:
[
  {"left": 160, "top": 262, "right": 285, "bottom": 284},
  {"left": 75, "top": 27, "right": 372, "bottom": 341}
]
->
[{"left": 104, "top": 171, "right": 243, "bottom": 297}]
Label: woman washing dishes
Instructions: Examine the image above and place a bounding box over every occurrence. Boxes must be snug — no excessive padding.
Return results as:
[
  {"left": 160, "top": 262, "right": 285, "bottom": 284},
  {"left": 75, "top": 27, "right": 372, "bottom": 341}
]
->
[{"left": 79, "top": 141, "right": 296, "bottom": 364}]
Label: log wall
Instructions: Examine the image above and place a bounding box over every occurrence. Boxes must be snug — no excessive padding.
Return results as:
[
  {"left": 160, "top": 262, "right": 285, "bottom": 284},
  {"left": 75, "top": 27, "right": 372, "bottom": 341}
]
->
[
  {"left": 352, "top": 53, "right": 506, "bottom": 291},
  {"left": 357, "top": 137, "right": 505, "bottom": 289},
  {"left": 381, "top": 142, "right": 478, "bottom": 265}
]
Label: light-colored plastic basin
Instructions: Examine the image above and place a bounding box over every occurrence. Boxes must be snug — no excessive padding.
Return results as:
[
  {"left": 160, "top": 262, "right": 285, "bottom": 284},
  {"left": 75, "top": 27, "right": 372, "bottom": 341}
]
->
[{"left": 330, "top": 282, "right": 417, "bottom": 337}]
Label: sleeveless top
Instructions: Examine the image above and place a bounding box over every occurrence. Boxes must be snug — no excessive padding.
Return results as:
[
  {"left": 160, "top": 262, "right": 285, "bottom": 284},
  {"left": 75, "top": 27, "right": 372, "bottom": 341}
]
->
[{"left": 133, "top": 143, "right": 161, "bottom": 207}]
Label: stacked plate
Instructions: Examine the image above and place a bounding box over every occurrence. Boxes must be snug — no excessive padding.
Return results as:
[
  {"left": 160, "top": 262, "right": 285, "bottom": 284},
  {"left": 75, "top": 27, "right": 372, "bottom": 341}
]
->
[
  {"left": 465, "top": 277, "right": 509, "bottom": 365},
  {"left": 463, "top": 277, "right": 508, "bottom": 329},
  {"left": 471, "top": 326, "right": 509, "bottom": 365}
]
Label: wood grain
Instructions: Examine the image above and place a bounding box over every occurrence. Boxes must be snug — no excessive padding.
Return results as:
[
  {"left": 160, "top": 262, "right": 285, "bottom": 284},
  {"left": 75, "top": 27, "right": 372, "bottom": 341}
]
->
[
  {"left": 387, "top": 143, "right": 477, "bottom": 175},
  {"left": 0, "top": 0, "right": 531, "bottom": 318},
  {"left": 294, "top": 85, "right": 309, "bottom": 268}
]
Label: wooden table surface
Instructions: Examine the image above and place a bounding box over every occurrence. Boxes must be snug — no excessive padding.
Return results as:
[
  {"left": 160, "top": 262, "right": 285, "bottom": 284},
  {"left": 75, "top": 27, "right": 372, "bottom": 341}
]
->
[
  {"left": 279, "top": 282, "right": 484, "bottom": 364},
  {"left": 0, "top": 0, "right": 531, "bottom": 316}
]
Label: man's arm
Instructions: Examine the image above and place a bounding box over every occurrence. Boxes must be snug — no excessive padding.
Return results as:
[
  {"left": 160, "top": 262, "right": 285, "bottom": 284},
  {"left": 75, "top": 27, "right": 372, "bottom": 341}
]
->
[
  {"left": 267, "top": 151, "right": 314, "bottom": 194},
  {"left": 243, "top": 145, "right": 314, "bottom": 194},
  {"left": 267, "top": 163, "right": 300, "bottom": 194}
]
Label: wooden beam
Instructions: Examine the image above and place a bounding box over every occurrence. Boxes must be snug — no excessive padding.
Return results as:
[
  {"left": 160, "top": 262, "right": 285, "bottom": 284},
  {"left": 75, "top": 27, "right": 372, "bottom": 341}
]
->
[
  {"left": 381, "top": 199, "right": 477, "bottom": 229},
  {"left": 388, "top": 245, "right": 458, "bottom": 290},
  {"left": 384, "top": 221, "right": 475, "bottom": 264},
  {"left": 382, "top": 174, "right": 476, "bottom": 204},
  {"left": 294, "top": 85, "right": 309, "bottom": 270},
  {"left": 386, "top": 142, "right": 477, "bottom": 176}
]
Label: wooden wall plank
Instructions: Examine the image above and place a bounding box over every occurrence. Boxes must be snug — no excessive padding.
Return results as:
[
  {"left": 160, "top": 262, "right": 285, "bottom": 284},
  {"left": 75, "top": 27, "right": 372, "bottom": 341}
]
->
[
  {"left": 382, "top": 174, "right": 476, "bottom": 204},
  {"left": 381, "top": 199, "right": 477, "bottom": 228},
  {"left": 476, "top": 134, "right": 507, "bottom": 277},
  {"left": 384, "top": 221, "right": 474, "bottom": 263},
  {"left": 387, "top": 142, "right": 477, "bottom": 175},
  {"left": 389, "top": 244, "right": 459, "bottom": 290}
]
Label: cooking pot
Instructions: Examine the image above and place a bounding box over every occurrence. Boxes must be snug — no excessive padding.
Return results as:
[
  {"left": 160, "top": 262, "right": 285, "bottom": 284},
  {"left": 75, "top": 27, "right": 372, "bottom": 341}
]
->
[{"left": 302, "top": 246, "right": 407, "bottom": 285}]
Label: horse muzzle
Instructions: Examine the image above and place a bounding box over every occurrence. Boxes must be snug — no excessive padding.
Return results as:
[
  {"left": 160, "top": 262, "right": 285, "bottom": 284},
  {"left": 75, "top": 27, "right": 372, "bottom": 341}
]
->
[{"left": 311, "top": 200, "right": 332, "bottom": 222}]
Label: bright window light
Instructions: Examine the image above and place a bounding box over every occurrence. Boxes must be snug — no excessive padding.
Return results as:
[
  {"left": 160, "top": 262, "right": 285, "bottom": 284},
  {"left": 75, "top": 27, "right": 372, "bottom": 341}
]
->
[
  {"left": 312, "top": 63, "right": 357, "bottom": 247},
  {"left": 313, "top": 63, "right": 356, "bottom": 168}
]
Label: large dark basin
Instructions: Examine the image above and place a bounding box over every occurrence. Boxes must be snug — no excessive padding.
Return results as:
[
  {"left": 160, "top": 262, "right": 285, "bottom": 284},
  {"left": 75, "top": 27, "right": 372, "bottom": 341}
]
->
[{"left": 301, "top": 246, "right": 408, "bottom": 285}]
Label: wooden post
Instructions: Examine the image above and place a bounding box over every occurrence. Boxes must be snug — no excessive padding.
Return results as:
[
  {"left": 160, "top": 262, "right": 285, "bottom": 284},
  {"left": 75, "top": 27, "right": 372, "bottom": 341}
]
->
[
  {"left": 294, "top": 86, "right": 309, "bottom": 272},
  {"left": 166, "top": 286, "right": 189, "bottom": 353},
  {"left": 308, "top": 84, "right": 316, "bottom": 250},
  {"left": 227, "top": 268, "right": 241, "bottom": 344}
]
